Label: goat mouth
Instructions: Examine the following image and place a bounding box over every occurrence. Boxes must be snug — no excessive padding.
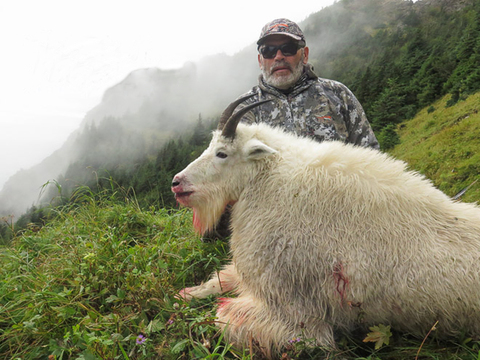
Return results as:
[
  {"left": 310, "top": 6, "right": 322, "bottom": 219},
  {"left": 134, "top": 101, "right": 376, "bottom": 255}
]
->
[{"left": 174, "top": 191, "right": 194, "bottom": 200}]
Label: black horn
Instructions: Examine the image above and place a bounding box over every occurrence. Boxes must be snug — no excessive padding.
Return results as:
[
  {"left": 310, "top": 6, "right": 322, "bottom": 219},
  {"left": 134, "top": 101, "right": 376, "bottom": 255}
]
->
[
  {"left": 221, "top": 98, "right": 272, "bottom": 140},
  {"left": 217, "top": 93, "right": 256, "bottom": 130}
]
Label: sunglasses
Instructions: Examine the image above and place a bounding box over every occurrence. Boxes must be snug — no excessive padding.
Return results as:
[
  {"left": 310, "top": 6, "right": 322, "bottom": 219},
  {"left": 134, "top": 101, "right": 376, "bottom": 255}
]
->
[{"left": 259, "top": 42, "right": 303, "bottom": 59}]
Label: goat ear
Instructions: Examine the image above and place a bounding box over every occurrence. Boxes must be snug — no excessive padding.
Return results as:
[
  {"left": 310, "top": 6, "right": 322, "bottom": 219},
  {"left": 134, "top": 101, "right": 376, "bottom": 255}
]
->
[{"left": 244, "top": 139, "right": 277, "bottom": 160}]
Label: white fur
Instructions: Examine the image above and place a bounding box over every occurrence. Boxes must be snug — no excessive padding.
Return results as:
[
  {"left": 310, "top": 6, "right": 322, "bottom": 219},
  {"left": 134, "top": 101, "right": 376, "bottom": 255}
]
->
[{"left": 172, "top": 123, "right": 480, "bottom": 359}]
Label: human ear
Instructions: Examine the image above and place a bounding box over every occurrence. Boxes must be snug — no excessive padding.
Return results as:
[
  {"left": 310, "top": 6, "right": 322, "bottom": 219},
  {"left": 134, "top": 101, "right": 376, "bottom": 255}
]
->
[{"left": 303, "top": 47, "right": 309, "bottom": 64}]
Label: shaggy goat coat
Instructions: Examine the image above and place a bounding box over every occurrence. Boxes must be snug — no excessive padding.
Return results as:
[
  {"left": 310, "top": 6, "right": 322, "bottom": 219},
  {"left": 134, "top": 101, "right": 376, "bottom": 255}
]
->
[{"left": 172, "top": 123, "right": 480, "bottom": 358}]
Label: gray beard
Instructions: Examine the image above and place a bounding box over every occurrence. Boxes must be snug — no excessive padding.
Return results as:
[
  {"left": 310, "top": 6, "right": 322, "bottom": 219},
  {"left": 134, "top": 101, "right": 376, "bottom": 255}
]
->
[{"left": 262, "top": 55, "right": 305, "bottom": 90}]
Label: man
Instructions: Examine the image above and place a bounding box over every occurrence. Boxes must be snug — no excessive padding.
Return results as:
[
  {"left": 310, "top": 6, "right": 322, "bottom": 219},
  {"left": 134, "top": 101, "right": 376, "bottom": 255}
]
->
[
  {"left": 208, "top": 19, "right": 379, "bottom": 241},
  {"left": 236, "top": 18, "right": 379, "bottom": 149}
]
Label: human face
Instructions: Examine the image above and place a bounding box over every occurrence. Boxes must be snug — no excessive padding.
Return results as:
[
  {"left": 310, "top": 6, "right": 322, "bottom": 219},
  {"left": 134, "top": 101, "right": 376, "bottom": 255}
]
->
[{"left": 258, "top": 35, "right": 309, "bottom": 90}]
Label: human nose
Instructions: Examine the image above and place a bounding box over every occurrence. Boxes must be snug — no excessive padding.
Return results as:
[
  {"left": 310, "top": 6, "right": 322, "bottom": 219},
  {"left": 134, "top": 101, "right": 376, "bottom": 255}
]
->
[{"left": 274, "top": 49, "right": 285, "bottom": 60}]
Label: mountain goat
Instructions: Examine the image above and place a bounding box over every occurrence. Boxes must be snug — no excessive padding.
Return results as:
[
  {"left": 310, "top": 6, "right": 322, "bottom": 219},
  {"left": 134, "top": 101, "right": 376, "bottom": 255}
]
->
[{"left": 171, "top": 95, "right": 480, "bottom": 358}]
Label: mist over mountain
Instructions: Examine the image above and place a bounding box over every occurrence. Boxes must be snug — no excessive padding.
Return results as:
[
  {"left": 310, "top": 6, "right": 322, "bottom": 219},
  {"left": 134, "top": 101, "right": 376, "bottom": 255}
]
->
[
  {"left": 1, "top": 0, "right": 478, "bottom": 221},
  {"left": 0, "top": 47, "right": 259, "bottom": 219}
]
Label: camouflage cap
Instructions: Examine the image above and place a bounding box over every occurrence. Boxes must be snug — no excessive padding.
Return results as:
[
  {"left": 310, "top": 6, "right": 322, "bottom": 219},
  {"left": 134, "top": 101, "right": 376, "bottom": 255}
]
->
[{"left": 257, "top": 18, "right": 306, "bottom": 46}]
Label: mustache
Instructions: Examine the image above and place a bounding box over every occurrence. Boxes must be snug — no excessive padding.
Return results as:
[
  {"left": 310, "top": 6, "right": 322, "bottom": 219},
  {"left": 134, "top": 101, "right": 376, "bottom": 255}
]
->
[{"left": 270, "top": 62, "right": 293, "bottom": 74}]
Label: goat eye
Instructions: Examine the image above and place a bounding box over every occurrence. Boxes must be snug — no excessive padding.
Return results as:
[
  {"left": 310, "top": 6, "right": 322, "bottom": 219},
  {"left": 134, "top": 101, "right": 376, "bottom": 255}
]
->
[{"left": 216, "top": 151, "right": 228, "bottom": 159}]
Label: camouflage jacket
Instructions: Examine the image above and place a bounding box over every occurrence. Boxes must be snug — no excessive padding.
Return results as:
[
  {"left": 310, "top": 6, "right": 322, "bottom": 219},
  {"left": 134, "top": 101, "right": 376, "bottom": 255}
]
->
[{"left": 236, "top": 64, "right": 379, "bottom": 149}]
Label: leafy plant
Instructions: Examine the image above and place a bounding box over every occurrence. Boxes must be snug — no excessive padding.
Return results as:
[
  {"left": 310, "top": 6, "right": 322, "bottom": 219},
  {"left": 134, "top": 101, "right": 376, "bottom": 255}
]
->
[{"left": 363, "top": 324, "right": 392, "bottom": 350}]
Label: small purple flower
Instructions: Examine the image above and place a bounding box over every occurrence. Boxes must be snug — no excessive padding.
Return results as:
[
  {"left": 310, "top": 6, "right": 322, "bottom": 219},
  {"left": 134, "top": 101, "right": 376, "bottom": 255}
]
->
[
  {"left": 167, "top": 319, "right": 174, "bottom": 325},
  {"left": 136, "top": 334, "right": 146, "bottom": 345},
  {"left": 288, "top": 337, "right": 302, "bottom": 344}
]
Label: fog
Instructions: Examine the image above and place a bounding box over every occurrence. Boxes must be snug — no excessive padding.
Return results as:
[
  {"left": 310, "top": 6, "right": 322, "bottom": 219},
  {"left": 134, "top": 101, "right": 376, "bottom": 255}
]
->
[{"left": 0, "top": 0, "right": 335, "bottom": 190}]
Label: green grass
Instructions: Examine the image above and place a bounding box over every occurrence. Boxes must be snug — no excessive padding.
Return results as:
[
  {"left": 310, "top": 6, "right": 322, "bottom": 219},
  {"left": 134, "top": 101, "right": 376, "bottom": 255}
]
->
[
  {"left": 2, "top": 188, "right": 480, "bottom": 359},
  {"left": 390, "top": 92, "right": 480, "bottom": 203},
  {"left": 0, "top": 188, "right": 233, "bottom": 359}
]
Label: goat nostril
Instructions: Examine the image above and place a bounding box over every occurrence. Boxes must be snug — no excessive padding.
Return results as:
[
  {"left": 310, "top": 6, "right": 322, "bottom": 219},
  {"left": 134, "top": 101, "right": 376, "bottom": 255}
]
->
[{"left": 172, "top": 180, "right": 180, "bottom": 187}]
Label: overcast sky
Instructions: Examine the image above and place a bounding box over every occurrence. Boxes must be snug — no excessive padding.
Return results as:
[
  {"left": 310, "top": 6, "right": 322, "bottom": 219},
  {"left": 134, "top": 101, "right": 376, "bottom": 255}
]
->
[{"left": 0, "top": 0, "right": 337, "bottom": 189}]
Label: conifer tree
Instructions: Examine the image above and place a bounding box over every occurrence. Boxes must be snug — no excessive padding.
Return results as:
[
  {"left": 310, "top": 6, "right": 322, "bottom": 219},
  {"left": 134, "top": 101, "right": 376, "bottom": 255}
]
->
[{"left": 190, "top": 114, "right": 208, "bottom": 146}]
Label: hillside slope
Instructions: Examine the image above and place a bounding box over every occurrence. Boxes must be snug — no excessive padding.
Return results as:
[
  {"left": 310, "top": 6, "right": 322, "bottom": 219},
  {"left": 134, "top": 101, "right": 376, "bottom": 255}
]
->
[{"left": 390, "top": 92, "right": 480, "bottom": 203}]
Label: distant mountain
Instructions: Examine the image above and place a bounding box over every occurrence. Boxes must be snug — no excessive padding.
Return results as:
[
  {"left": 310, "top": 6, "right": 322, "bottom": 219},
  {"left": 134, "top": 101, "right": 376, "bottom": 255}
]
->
[
  {"left": 1, "top": 0, "right": 478, "bottom": 220},
  {"left": 0, "top": 50, "right": 258, "bottom": 219}
]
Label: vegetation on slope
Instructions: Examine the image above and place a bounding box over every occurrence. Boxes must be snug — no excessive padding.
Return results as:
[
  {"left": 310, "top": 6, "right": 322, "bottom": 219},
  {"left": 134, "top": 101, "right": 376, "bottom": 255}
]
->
[
  {"left": 305, "top": 0, "right": 480, "bottom": 149},
  {"left": 0, "top": 187, "right": 231, "bottom": 359},
  {"left": 390, "top": 92, "right": 480, "bottom": 203},
  {"left": 2, "top": 186, "right": 480, "bottom": 359}
]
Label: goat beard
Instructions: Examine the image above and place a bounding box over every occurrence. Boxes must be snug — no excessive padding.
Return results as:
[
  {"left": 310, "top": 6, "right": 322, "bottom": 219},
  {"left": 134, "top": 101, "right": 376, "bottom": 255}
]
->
[{"left": 191, "top": 199, "right": 229, "bottom": 235}]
